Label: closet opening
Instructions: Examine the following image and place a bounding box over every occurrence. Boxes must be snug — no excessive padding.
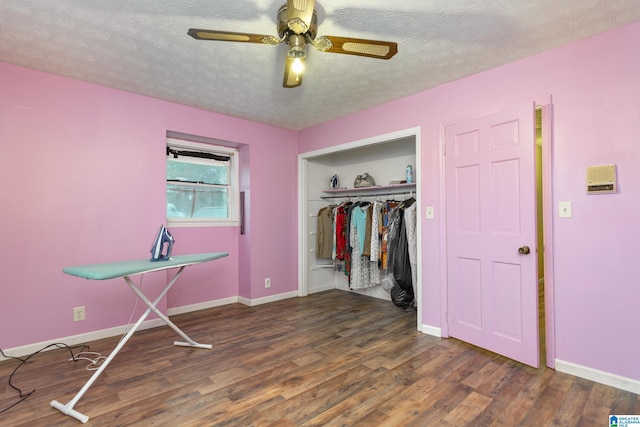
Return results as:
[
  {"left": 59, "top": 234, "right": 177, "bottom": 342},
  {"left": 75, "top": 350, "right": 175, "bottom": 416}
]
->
[{"left": 298, "top": 128, "right": 422, "bottom": 331}]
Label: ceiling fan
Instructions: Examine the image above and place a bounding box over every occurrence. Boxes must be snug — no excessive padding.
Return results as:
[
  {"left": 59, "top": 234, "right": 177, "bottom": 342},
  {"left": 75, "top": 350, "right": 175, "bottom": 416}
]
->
[{"left": 188, "top": 0, "right": 398, "bottom": 88}]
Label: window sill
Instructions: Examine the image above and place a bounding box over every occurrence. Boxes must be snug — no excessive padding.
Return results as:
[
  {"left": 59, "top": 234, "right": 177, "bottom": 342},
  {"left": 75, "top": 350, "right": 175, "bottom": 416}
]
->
[{"left": 167, "top": 218, "right": 239, "bottom": 228}]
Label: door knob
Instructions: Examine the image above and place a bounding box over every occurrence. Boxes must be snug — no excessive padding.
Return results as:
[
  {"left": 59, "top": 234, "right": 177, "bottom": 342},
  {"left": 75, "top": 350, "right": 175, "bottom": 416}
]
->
[{"left": 518, "top": 246, "right": 531, "bottom": 255}]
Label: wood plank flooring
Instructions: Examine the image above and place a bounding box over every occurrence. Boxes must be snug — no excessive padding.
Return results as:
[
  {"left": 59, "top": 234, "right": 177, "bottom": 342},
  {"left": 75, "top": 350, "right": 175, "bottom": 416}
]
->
[{"left": 1, "top": 290, "right": 638, "bottom": 426}]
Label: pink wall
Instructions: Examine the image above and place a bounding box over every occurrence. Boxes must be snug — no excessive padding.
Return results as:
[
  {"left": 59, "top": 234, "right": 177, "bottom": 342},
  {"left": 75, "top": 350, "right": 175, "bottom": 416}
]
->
[
  {"left": 0, "top": 63, "right": 298, "bottom": 349},
  {"left": 299, "top": 21, "right": 640, "bottom": 381},
  {"left": 3, "top": 19, "right": 640, "bottom": 385}
]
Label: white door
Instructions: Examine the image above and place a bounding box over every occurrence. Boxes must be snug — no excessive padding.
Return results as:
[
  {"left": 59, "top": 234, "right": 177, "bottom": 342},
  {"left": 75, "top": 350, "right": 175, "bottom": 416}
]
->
[{"left": 445, "top": 102, "right": 539, "bottom": 367}]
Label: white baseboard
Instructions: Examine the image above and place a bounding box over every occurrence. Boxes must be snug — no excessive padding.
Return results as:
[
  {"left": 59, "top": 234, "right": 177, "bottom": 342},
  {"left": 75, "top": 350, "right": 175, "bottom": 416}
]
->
[
  {"left": 308, "top": 283, "right": 337, "bottom": 294},
  {"left": 421, "top": 324, "right": 442, "bottom": 338},
  {"left": 238, "top": 291, "right": 299, "bottom": 307},
  {"left": 0, "top": 318, "right": 165, "bottom": 361},
  {"left": 167, "top": 296, "right": 239, "bottom": 316},
  {"left": 555, "top": 359, "right": 640, "bottom": 394},
  {"left": 1, "top": 294, "right": 298, "bottom": 360}
]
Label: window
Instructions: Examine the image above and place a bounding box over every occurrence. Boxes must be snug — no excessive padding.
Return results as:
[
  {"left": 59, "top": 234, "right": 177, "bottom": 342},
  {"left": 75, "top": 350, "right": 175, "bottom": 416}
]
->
[{"left": 166, "top": 138, "right": 239, "bottom": 227}]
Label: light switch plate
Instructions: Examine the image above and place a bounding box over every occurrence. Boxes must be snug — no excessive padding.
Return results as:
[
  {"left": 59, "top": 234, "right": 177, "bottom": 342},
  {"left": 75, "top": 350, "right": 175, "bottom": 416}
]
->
[
  {"left": 426, "top": 206, "right": 435, "bottom": 219},
  {"left": 559, "top": 201, "right": 572, "bottom": 218}
]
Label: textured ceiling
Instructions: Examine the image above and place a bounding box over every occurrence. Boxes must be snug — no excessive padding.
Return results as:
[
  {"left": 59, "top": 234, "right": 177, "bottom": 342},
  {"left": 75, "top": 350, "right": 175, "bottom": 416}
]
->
[{"left": 1, "top": 1, "right": 639, "bottom": 130}]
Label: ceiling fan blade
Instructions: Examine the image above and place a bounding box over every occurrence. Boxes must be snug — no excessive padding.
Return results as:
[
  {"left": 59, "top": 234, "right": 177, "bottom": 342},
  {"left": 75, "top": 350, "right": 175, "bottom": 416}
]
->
[
  {"left": 313, "top": 36, "right": 397, "bottom": 60},
  {"left": 283, "top": 56, "right": 304, "bottom": 88},
  {"left": 285, "top": 0, "right": 316, "bottom": 34},
  {"left": 188, "top": 29, "right": 281, "bottom": 45}
]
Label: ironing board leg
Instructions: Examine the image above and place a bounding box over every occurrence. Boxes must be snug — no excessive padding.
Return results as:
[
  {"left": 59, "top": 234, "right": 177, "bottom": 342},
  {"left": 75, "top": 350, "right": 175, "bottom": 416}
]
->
[
  {"left": 50, "top": 282, "right": 157, "bottom": 423},
  {"left": 123, "top": 268, "right": 213, "bottom": 349},
  {"left": 51, "top": 266, "right": 210, "bottom": 422}
]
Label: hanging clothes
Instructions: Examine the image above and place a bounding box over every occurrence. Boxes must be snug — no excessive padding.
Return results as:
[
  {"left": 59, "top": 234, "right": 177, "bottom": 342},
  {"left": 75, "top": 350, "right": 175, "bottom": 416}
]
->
[
  {"left": 333, "top": 202, "right": 352, "bottom": 274},
  {"left": 380, "top": 201, "right": 399, "bottom": 271},
  {"left": 352, "top": 203, "right": 368, "bottom": 254},
  {"left": 323, "top": 194, "right": 416, "bottom": 305},
  {"left": 383, "top": 198, "right": 416, "bottom": 310},
  {"left": 334, "top": 203, "right": 350, "bottom": 261},
  {"left": 369, "top": 202, "right": 384, "bottom": 285},
  {"left": 404, "top": 201, "right": 418, "bottom": 298},
  {"left": 349, "top": 204, "right": 373, "bottom": 290},
  {"left": 316, "top": 205, "right": 336, "bottom": 259},
  {"left": 362, "top": 204, "right": 373, "bottom": 258}
]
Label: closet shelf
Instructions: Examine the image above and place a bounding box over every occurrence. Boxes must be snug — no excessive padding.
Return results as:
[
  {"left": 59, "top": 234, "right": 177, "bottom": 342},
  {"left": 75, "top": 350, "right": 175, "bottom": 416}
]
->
[{"left": 321, "top": 183, "right": 416, "bottom": 199}]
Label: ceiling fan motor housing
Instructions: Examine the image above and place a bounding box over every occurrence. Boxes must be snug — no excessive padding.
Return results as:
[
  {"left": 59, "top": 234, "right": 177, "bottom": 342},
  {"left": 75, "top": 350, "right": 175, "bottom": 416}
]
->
[{"left": 277, "top": 4, "right": 318, "bottom": 41}]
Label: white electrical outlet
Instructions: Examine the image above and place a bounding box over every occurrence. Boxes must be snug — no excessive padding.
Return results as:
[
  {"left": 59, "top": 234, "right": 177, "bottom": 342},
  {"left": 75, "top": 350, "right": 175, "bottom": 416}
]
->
[
  {"left": 73, "top": 306, "right": 86, "bottom": 322},
  {"left": 265, "top": 277, "right": 271, "bottom": 288}
]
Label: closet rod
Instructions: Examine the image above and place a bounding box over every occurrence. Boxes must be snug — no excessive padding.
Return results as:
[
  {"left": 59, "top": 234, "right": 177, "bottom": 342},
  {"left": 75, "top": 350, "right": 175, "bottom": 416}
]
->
[{"left": 320, "top": 190, "right": 415, "bottom": 200}]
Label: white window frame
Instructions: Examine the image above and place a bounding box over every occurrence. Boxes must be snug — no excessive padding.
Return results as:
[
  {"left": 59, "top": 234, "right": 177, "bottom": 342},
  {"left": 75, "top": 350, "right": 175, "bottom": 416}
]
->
[{"left": 166, "top": 137, "right": 239, "bottom": 228}]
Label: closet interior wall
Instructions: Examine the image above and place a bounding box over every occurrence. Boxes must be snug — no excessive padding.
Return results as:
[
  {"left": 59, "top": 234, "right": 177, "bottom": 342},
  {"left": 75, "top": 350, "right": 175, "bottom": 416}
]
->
[{"left": 305, "top": 137, "right": 417, "bottom": 301}]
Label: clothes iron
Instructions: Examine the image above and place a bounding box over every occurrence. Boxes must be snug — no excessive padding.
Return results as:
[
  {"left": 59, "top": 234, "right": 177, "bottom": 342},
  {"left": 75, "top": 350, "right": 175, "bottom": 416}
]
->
[{"left": 150, "top": 225, "right": 174, "bottom": 261}]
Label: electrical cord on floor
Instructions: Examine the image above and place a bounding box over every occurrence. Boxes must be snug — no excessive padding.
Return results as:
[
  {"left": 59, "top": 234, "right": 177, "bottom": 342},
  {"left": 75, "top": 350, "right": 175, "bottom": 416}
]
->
[
  {"left": 68, "top": 351, "right": 107, "bottom": 371},
  {"left": 1, "top": 275, "right": 145, "bottom": 413},
  {"left": 0, "top": 343, "right": 92, "bottom": 414},
  {"left": 68, "top": 275, "right": 145, "bottom": 374}
]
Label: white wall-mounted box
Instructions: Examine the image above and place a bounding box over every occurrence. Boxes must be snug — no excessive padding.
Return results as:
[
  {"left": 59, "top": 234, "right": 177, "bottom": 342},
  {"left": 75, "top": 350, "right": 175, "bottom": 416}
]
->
[{"left": 586, "top": 164, "right": 616, "bottom": 194}]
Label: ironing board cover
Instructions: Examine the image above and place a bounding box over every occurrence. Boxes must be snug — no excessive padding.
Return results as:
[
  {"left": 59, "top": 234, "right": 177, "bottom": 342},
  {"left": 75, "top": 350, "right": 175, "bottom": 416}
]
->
[{"left": 63, "top": 252, "right": 228, "bottom": 280}]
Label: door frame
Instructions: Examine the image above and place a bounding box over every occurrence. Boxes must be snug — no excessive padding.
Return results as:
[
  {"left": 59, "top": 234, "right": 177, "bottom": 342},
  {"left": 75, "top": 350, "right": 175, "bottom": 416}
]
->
[{"left": 439, "top": 96, "right": 556, "bottom": 368}]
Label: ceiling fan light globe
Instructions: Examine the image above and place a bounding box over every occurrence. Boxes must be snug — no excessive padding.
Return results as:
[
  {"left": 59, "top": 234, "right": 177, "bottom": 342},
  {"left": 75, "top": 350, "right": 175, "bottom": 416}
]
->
[
  {"left": 288, "top": 45, "right": 306, "bottom": 59},
  {"left": 291, "top": 57, "right": 304, "bottom": 74}
]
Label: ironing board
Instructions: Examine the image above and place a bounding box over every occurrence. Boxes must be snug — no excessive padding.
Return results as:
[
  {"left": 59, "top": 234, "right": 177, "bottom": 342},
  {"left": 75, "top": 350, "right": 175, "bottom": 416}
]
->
[{"left": 51, "top": 252, "right": 229, "bottom": 423}]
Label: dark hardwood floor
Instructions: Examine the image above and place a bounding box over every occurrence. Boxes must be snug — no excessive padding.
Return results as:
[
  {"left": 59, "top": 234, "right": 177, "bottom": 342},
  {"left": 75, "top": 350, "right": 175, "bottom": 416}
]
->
[{"left": 1, "top": 290, "right": 638, "bottom": 426}]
